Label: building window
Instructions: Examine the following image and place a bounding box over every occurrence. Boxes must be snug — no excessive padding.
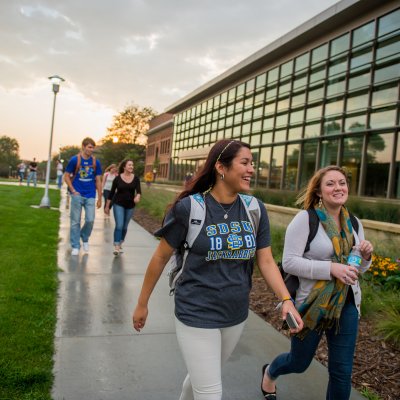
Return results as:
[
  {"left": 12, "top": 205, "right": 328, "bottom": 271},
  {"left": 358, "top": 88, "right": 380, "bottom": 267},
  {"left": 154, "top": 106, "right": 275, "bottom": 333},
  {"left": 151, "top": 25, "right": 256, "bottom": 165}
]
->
[
  {"left": 345, "top": 115, "right": 366, "bottom": 132},
  {"left": 342, "top": 136, "right": 363, "bottom": 194},
  {"left": 304, "top": 122, "right": 321, "bottom": 138},
  {"left": 347, "top": 92, "right": 369, "bottom": 112},
  {"left": 369, "top": 108, "right": 397, "bottom": 129},
  {"left": 256, "top": 73, "right": 267, "bottom": 89},
  {"left": 324, "top": 118, "right": 342, "bottom": 135},
  {"left": 270, "top": 146, "right": 285, "bottom": 189},
  {"left": 288, "top": 125, "right": 303, "bottom": 141},
  {"left": 374, "top": 63, "right": 400, "bottom": 84},
  {"left": 378, "top": 8, "right": 400, "bottom": 38},
  {"left": 394, "top": 135, "right": 400, "bottom": 198},
  {"left": 330, "top": 33, "right": 350, "bottom": 56},
  {"left": 258, "top": 147, "right": 271, "bottom": 187},
  {"left": 325, "top": 98, "right": 344, "bottom": 117},
  {"left": 147, "top": 144, "right": 155, "bottom": 156},
  {"left": 372, "top": 84, "right": 398, "bottom": 107},
  {"left": 348, "top": 71, "right": 370, "bottom": 91},
  {"left": 295, "top": 52, "right": 310, "bottom": 72},
  {"left": 365, "top": 133, "right": 394, "bottom": 197},
  {"left": 352, "top": 21, "right": 375, "bottom": 48},
  {"left": 300, "top": 140, "right": 318, "bottom": 186},
  {"left": 311, "top": 43, "right": 329, "bottom": 65},
  {"left": 320, "top": 138, "right": 339, "bottom": 167},
  {"left": 284, "top": 143, "right": 300, "bottom": 190}
]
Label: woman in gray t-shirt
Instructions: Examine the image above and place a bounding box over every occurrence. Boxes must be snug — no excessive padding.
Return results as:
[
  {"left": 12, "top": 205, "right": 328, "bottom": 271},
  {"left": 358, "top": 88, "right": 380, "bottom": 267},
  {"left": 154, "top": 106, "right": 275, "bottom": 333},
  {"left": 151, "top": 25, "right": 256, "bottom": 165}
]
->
[{"left": 133, "top": 139, "right": 303, "bottom": 400}]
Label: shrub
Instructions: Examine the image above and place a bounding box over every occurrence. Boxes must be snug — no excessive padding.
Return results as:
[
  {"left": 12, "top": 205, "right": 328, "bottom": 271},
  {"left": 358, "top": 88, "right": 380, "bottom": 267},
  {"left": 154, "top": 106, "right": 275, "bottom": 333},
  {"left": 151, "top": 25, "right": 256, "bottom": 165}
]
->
[
  {"left": 363, "top": 254, "right": 400, "bottom": 290},
  {"left": 374, "top": 307, "right": 400, "bottom": 348}
]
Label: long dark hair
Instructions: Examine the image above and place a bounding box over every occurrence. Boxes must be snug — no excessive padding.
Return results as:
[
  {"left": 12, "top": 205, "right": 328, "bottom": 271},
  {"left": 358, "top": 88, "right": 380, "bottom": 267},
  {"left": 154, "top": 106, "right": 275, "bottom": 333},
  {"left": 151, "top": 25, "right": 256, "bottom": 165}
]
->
[
  {"left": 173, "top": 139, "right": 250, "bottom": 206},
  {"left": 118, "top": 159, "right": 134, "bottom": 175}
]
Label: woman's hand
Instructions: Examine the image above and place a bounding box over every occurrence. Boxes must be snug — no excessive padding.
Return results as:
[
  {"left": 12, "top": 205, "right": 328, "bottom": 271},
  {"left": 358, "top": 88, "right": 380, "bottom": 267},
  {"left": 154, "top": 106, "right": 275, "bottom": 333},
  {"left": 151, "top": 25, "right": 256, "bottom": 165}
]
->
[
  {"left": 132, "top": 304, "right": 148, "bottom": 332},
  {"left": 358, "top": 240, "right": 373, "bottom": 261},
  {"left": 330, "top": 262, "right": 358, "bottom": 285},
  {"left": 134, "top": 194, "right": 141, "bottom": 204},
  {"left": 104, "top": 206, "right": 110, "bottom": 216},
  {"left": 281, "top": 300, "right": 304, "bottom": 333}
]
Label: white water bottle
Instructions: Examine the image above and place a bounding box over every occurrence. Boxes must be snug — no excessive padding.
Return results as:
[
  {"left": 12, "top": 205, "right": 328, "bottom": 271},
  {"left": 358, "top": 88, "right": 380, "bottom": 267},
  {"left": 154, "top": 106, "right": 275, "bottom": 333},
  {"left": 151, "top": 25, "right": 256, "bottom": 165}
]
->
[{"left": 348, "top": 246, "right": 362, "bottom": 268}]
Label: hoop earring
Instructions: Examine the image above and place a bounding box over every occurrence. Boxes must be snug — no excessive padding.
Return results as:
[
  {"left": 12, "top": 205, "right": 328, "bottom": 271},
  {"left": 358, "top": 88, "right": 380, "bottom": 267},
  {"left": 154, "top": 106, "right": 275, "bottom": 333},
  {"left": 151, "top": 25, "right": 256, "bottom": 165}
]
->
[
  {"left": 220, "top": 173, "right": 224, "bottom": 180},
  {"left": 318, "top": 197, "right": 323, "bottom": 208}
]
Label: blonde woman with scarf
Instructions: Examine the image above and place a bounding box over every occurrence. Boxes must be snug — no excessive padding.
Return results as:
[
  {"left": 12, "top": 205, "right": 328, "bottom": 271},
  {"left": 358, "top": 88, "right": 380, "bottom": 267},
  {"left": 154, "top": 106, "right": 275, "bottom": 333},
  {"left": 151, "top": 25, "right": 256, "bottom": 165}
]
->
[{"left": 261, "top": 165, "right": 373, "bottom": 400}]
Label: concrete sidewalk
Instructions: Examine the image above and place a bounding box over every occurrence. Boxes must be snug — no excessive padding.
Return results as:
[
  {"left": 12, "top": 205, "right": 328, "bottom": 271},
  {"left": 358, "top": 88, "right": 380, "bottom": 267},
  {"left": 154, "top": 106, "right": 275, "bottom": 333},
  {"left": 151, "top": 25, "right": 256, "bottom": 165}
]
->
[{"left": 52, "top": 191, "right": 364, "bottom": 400}]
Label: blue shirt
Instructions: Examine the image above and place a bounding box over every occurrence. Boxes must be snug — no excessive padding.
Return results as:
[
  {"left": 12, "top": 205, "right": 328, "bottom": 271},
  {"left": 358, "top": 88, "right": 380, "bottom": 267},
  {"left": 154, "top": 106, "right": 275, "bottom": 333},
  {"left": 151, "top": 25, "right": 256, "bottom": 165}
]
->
[{"left": 65, "top": 155, "right": 102, "bottom": 198}]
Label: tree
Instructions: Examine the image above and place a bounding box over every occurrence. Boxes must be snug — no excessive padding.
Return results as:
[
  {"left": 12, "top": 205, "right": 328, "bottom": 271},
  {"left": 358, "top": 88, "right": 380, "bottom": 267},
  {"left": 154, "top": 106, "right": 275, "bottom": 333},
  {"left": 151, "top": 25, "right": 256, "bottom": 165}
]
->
[
  {"left": 97, "top": 141, "right": 146, "bottom": 177},
  {"left": 102, "top": 103, "right": 157, "bottom": 145},
  {"left": 0, "top": 136, "right": 20, "bottom": 177},
  {"left": 52, "top": 145, "right": 81, "bottom": 164}
]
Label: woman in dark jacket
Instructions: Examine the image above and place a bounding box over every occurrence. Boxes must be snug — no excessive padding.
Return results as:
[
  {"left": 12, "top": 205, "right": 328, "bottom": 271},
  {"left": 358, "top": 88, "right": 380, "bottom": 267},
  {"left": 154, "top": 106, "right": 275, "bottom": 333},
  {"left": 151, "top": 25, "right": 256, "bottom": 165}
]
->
[{"left": 104, "top": 159, "right": 141, "bottom": 255}]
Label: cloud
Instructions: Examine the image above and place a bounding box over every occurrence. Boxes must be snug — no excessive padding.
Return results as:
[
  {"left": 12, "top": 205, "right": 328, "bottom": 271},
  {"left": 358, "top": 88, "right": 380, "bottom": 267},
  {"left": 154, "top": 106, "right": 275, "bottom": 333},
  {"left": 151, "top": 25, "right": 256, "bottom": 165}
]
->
[
  {"left": 118, "top": 33, "right": 161, "bottom": 55},
  {"left": 20, "top": 4, "right": 78, "bottom": 29},
  {"left": 0, "top": 0, "right": 340, "bottom": 159}
]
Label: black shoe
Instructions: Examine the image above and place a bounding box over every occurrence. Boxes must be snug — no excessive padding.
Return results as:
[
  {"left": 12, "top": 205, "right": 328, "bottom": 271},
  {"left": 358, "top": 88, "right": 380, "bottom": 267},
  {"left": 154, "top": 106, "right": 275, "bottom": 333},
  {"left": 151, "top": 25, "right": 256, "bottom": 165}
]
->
[{"left": 261, "top": 364, "right": 277, "bottom": 399}]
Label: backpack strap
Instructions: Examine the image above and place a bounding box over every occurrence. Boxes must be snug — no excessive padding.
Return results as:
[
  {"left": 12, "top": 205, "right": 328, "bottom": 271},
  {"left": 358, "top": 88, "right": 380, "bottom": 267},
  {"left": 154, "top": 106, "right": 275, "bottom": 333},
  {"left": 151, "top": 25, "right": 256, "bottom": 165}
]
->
[
  {"left": 350, "top": 214, "right": 359, "bottom": 234},
  {"left": 305, "top": 208, "right": 359, "bottom": 253},
  {"left": 71, "top": 153, "right": 81, "bottom": 182},
  {"left": 186, "top": 194, "right": 206, "bottom": 247},
  {"left": 305, "top": 209, "right": 319, "bottom": 253},
  {"left": 238, "top": 194, "right": 261, "bottom": 235},
  {"left": 169, "top": 193, "right": 206, "bottom": 295}
]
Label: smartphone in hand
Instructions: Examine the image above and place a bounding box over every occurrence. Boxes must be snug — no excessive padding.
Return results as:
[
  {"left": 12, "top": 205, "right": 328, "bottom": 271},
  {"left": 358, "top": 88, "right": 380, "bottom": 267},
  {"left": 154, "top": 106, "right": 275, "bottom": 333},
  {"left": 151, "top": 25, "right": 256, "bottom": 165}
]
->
[{"left": 285, "top": 311, "right": 299, "bottom": 329}]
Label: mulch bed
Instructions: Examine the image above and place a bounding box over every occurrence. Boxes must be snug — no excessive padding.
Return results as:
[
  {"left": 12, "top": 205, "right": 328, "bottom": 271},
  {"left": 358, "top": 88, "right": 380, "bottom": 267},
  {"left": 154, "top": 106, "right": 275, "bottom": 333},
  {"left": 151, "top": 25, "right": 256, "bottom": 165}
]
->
[{"left": 134, "top": 208, "right": 400, "bottom": 400}]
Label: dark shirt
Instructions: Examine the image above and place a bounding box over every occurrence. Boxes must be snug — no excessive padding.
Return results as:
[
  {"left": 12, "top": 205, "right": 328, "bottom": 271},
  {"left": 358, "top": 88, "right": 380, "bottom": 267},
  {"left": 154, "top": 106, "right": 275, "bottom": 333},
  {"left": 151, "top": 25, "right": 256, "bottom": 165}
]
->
[
  {"left": 155, "top": 194, "right": 270, "bottom": 328},
  {"left": 108, "top": 175, "right": 141, "bottom": 209},
  {"left": 29, "top": 162, "right": 37, "bottom": 171}
]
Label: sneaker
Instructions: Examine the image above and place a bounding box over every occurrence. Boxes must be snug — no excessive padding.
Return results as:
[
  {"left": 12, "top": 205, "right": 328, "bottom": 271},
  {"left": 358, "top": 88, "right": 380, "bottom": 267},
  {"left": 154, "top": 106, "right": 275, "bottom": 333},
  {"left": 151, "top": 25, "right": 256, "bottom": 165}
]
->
[
  {"left": 71, "top": 248, "right": 79, "bottom": 256},
  {"left": 83, "top": 242, "right": 89, "bottom": 253},
  {"left": 113, "top": 248, "right": 119, "bottom": 256}
]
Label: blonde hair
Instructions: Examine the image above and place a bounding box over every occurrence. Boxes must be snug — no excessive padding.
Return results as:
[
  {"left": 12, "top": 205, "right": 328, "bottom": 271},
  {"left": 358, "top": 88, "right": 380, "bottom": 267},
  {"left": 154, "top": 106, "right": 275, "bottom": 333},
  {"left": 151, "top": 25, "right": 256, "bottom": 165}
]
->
[
  {"left": 105, "top": 164, "right": 117, "bottom": 173},
  {"left": 296, "top": 165, "right": 349, "bottom": 209}
]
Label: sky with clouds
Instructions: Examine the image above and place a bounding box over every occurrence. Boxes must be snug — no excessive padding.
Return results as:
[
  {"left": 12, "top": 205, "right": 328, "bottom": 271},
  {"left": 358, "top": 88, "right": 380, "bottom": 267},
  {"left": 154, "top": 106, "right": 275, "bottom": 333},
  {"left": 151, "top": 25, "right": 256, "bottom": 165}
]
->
[{"left": 0, "top": 0, "right": 338, "bottom": 161}]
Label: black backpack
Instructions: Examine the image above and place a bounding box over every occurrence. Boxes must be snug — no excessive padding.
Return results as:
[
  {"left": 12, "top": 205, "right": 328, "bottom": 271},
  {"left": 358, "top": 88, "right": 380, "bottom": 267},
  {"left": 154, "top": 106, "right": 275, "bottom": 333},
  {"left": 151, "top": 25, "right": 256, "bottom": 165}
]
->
[{"left": 279, "top": 208, "right": 359, "bottom": 299}]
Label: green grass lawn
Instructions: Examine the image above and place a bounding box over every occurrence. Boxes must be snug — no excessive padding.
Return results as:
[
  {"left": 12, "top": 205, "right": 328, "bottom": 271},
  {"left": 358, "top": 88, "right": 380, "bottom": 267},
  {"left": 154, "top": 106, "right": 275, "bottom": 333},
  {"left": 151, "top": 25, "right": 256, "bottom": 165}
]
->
[{"left": 0, "top": 185, "right": 60, "bottom": 400}]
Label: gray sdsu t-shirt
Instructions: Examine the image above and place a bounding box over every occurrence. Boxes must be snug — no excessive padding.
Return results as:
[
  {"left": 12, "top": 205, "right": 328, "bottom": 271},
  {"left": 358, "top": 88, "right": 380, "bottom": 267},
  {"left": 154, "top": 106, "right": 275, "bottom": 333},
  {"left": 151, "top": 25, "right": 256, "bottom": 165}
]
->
[{"left": 155, "top": 194, "right": 270, "bottom": 328}]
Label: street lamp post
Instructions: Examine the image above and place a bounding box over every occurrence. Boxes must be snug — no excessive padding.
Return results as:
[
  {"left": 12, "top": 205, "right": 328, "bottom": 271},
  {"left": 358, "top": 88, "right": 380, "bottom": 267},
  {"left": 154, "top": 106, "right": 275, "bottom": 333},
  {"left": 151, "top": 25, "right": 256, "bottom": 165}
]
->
[{"left": 40, "top": 75, "right": 65, "bottom": 208}]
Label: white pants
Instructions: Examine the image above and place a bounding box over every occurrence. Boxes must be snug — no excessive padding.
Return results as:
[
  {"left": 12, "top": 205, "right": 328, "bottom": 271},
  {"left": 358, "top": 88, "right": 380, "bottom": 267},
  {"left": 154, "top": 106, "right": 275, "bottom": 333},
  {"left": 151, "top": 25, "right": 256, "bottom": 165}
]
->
[{"left": 175, "top": 317, "right": 246, "bottom": 400}]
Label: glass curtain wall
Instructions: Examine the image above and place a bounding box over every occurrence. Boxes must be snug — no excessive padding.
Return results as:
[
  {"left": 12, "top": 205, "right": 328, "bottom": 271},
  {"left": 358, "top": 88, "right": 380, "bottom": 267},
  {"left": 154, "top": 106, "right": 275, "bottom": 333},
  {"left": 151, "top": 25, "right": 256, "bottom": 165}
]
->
[{"left": 171, "top": 7, "right": 400, "bottom": 197}]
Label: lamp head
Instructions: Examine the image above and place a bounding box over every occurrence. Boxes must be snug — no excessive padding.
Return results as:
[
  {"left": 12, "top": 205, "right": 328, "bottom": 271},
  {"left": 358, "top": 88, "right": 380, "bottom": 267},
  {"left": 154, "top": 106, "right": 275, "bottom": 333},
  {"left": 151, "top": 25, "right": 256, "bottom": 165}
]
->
[{"left": 48, "top": 75, "right": 65, "bottom": 93}]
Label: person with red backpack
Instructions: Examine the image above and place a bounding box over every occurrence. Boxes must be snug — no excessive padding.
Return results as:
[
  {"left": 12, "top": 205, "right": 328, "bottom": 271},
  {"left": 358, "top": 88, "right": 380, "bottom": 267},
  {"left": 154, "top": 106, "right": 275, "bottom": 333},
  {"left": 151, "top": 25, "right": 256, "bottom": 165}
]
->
[{"left": 64, "top": 137, "right": 102, "bottom": 256}]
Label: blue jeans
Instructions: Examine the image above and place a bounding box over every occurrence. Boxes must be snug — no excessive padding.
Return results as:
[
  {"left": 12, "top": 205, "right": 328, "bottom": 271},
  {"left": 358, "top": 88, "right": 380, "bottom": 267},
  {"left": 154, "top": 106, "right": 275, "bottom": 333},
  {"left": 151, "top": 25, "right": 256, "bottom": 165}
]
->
[
  {"left": 27, "top": 171, "right": 37, "bottom": 186},
  {"left": 112, "top": 204, "right": 134, "bottom": 245},
  {"left": 70, "top": 195, "right": 96, "bottom": 249},
  {"left": 57, "top": 174, "right": 63, "bottom": 189},
  {"left": 268, "top": 300, "right": 359, "bottom": 400}
]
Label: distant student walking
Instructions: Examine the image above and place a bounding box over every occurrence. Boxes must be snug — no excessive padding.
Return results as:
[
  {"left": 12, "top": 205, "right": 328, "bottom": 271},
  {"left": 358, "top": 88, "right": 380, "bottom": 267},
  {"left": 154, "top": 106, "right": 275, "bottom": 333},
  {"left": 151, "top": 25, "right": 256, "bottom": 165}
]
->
[
  {"left": 64, "top": 137, "right": 102, "bottom": 256},
  {"left": 56, "top": 159, "right": 64, "bottom": 189},
  {"left": 17, "top": 162, "right": 26, "bottom": 185},
  {"left": 27, "top": 158, "right": 38, "bottom": 187},
  {"left": 104, "top": 159, "right": 141, "bottom": 255},
  {"left": 102, "top": 164, "right": 118, "bottom": 211}
]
